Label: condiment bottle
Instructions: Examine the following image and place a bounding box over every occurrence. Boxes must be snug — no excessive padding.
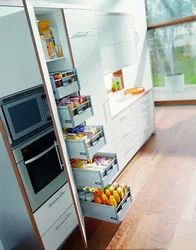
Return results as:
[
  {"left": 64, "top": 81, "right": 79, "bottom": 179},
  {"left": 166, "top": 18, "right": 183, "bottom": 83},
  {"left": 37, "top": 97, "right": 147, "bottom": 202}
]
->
[
  {"left": 94, "top": 192, "right": 102, "bottom": 204},
  {"left": 101, "top": 194, "right": 110, "bottom": 205},
  {"left": 109, "top": 196, "right": 117, "bottom": 207},
  {"left": 117, "top": 187, "right": 124, "bottom": 199},
  {"left": 113, "top": 191, "right": 120, "bottom": 204},
  {"left": 98, "top": 189, "right": 104, "bottom": 199},
  {"left": 105, "top": 189, "right": 111, "bottom": 200},
  {"left": 109, "top": 186, "right": 114, "bottom": 195},
  {"left": 112, "top": 182, "right": 119, "bottom": 190}
]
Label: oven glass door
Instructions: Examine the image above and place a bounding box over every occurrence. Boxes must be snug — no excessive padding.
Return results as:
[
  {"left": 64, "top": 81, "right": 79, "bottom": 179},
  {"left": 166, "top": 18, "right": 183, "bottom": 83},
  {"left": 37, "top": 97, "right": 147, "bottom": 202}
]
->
[
  {"left": 3, "top": 94, "right": 46, "bottom": 141},
  {"left": 18, "top": 139, "right": 67, "bottom": 212}
]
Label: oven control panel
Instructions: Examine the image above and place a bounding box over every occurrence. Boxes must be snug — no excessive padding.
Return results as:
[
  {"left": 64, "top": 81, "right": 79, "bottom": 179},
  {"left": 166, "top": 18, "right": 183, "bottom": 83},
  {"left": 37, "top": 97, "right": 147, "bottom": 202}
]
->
[{"left": 41, "top": 94, "right": 51, "bottom": 120}]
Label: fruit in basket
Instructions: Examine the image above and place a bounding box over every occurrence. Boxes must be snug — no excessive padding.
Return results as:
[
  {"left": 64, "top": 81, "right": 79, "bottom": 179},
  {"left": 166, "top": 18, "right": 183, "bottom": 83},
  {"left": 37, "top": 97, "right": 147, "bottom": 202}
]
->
[{"left": 109, "top": 196, "right": 117, "bottom": 207}]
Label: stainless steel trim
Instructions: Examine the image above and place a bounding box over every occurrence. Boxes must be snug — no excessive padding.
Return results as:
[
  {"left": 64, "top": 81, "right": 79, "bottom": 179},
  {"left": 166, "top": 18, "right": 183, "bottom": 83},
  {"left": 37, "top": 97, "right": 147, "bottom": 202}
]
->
[
  {"left": 24, "top": 144, "right": 55, "bottom": 165},
  {"left": 73, "top": 30, "right": 93, "bottom": 37},
  {"left": 145, "top": 125, "right": 150, "bottom": 131},
  {"left": 54, "top": 141, "right": 63, "bottom": 170},
  {"left": 48, "top": 191, "right": 66, "bottom": 208},
  {"left": 56, "top": 213, "right": 71, "bottom": 231}
]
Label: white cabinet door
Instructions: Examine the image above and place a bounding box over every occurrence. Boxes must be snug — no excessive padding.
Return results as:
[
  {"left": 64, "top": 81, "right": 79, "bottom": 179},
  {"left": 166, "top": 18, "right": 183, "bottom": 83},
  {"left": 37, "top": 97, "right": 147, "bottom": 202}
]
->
[
  {"left": 115, "top": 40, "right": 138, "bottom": 71},
  {"left": 95, "top": 15, "right": 114, "bottom": 47},
  {"left": 0, "top": 7, "right": 42, "bottom": 98},
  {"left": 64, "top": 9, "right": 97, "bottom": 38},
  {"left": 111, "top": 15, "right": 135, "bottom": 44},
  {"left": 23, "top": 2, "right": 88, "bottom": 248},
  {"left": 100, "top": 45, "right": 116, "bottom": 75}
]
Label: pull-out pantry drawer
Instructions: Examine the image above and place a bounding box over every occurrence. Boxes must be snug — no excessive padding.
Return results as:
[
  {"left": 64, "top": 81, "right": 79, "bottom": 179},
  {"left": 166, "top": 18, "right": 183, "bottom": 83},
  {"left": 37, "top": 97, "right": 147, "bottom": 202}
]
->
[
  {"left": 80, "top": 187, "right": 132, "bottom": 224},
  {"left": 58, "top": 95, "right": 94, "bottom": 128},
  {"left": 34, "top": 183, "right": 72, "bottom": 237},
  {"left": 65, "top": 126, "right": 106, "bottom": 159},
  {"left": 50, "top": 69, "right": 80, "bottom": 100},
  {"left": 72, "top": 153, "right": 119, "bottom": 189},
  {"left": 42, "top": 204, "right": 78, "bottom": 250}
]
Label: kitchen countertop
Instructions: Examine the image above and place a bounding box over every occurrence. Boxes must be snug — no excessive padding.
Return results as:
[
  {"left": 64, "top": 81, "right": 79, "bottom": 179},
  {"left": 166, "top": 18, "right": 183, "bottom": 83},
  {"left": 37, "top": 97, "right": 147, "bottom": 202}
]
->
[{"left": 108, "top": 88, "right": 152, "bottom": 119}]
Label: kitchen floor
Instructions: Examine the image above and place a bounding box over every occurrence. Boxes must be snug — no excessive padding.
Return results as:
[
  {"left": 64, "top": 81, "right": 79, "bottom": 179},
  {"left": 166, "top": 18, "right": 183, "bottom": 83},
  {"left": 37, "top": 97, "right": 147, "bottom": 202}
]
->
[{"left": 62, "top": 106, "right": 196, "bottom": 250}]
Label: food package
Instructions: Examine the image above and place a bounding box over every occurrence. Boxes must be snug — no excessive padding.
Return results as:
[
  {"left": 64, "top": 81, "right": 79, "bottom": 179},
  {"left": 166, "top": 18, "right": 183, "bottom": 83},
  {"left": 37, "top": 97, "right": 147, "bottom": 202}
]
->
[
  {"left": 70, "top": 159, "right": 87, "bottom": 169},
  {"left": 40, "top": 35, "right": 50, "bottom": 60},
  {"left": 49, "top": 26, "right": 64, "bottom": 57}
]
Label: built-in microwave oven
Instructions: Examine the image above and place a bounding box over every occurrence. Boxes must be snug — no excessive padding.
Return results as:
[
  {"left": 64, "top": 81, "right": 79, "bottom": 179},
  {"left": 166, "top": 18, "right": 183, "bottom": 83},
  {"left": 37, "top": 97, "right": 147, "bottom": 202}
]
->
[
  {"left": 0, "top": 85, "right": 52, "bottom": 147},
  {"left": 12, "top": 127, "right": 67, "bottom": 212}
]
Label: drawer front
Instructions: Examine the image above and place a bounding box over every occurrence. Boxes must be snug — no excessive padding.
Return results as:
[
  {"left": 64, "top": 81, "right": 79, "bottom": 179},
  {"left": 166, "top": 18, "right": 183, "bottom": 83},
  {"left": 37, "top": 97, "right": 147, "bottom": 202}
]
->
[
  {"left": 72, "top": 152, "right": 119, "bottom": 189},
  {"left": 140, "top": 91, "right": 153, "bottom": 108},
  {"left": 42, "top": 204, "right": 78, "bottom": 250},
  {"left": 113, "top": 107, "right": 134, "bottom": 138},
  {"left": 34, "top": 183, "right": 72, "bottom": 237},
  {"left": 54, "top": 81, "right": 80, "bottom": 100},
  {"left": 64, "top": 9, "right": 97, "bottom": 39},
  {"left": 66, "top": 126, "right": 106, "bottom": 159},
  {"left": 81, "top": 187, "right": 132, "bottom": 224},
  {"left": 58, "top": 95, "right": 94, "bottom": 128}
]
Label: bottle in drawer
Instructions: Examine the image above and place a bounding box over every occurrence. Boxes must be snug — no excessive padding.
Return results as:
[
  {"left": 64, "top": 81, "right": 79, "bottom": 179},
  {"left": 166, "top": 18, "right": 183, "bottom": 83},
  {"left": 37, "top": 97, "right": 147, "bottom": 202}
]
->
[{"left": 78, "top": 182, "right": 129, "bottom": 207}]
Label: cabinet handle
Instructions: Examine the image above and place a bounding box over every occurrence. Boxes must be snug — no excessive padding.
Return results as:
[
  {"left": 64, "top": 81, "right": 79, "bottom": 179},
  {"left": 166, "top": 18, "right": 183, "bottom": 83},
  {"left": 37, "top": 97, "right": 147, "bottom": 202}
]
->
[
  {"left": 145, "top": 125, "right": 150, "bottom": 131},
  {"left": 122, "top": 127, "right": 131, "bottom": 139},
  {"left": 141, "top": 96, "right": 149, "bottom": 103},
  {"left": 54, "top": 141, "right": 63, "bottom": 170},
  {"left": 104, "top": 70, "right": 112, "bottom": 75},
  {"left": 125, "top": 62, "right": 132, "bottom": 67},
  {"left": 56, "top": 213, "right": 71, "bottom": 231},
  {"left": 124, "top": 143, "right": 134, "bottom": 155},
  {"left": 120, "top": 111, "right": 129, "bottom": 122},
  {"left": 143, "top": 111, "right": 149, "bottom": 118},
  {"left": 74, "top": 30, "right": 93, "bottom": 37},
  {"left": 142, "top": 104, "right": 149, "bottom": 111},
  {"left": 48, "top": 191, "right": 66, "bottom": 208}
]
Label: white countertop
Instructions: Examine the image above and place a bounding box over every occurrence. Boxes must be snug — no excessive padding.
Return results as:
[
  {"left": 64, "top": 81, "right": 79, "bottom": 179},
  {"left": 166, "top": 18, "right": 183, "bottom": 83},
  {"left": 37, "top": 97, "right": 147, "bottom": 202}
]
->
[{"left": 108, "top": 88, "right": 152, "bottom": 119}]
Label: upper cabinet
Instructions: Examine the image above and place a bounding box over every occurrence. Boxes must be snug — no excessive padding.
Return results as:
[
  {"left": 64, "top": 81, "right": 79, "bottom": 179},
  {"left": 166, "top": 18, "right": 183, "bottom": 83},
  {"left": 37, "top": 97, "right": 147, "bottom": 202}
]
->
[
  {"left": 95, "top": 13, "right": 138, "bottom": 74},
  {"left": 65, "top": 9, "right": 97, "bottom": 39}
]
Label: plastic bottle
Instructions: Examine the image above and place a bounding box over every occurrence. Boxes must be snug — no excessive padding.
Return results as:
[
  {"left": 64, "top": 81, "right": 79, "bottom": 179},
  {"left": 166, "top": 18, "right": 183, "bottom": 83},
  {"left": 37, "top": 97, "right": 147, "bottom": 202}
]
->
[
  {"left": 109, "top": 196, "right": 117, "bottom": 207},
  {"left": 98, "top": 189, "right": 104, "bottom": 199},
  {"left": 101, "top": 194, "right": 110, "bottom": 205},
  {"left": 105, "top": 189, "right": 111, "bottom": 200},
  {"left": 113, "top": 191, "right": 120, "bottom": 204},
  {"left": 94, "top": 192, "right": 102, "bottom": 204}
]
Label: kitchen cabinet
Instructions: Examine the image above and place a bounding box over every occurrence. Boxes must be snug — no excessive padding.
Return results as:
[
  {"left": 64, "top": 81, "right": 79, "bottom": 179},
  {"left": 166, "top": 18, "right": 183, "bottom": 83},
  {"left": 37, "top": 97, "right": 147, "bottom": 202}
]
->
[
  {"left": 95, "top": 13, "right": 138, "bottom": 73},
  {"left": 112, "top": 90, "right": 155, "bottom": 170}
]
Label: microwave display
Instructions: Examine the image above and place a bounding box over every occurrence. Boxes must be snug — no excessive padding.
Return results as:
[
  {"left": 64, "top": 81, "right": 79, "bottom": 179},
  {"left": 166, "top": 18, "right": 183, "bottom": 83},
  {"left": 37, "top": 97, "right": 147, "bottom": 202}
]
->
[{"left": 8, "top": 98, "right": 42, "bottom": 134}]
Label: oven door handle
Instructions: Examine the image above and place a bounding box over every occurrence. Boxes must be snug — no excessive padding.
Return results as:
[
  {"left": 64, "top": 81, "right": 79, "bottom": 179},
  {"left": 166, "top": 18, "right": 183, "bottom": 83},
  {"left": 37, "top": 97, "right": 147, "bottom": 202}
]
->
[
  {"left": 24, "top": 144, "right": 55, "bottom": 165},
  {"left": 54, "top": 141, "right": 64, "bottom": 170}
]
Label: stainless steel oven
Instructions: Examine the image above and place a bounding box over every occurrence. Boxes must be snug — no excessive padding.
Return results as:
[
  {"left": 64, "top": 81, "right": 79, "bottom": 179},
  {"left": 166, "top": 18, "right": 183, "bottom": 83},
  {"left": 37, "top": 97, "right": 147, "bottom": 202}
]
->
[
  {"left": 13, "top": 127, "right": 67, "bottom": 212},
  {"left": 0, "top": 85, "right": 52, "bottom": 147}
]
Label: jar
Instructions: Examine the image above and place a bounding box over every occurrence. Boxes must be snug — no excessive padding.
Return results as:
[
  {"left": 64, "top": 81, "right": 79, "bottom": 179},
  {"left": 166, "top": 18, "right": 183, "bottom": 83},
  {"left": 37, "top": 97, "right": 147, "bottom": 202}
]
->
[
  {"left": 85, "top": 191, "right": 94, "bottom": 202},
  {"left": 78, "top": 190, "right": 86, "bottom": 201}
]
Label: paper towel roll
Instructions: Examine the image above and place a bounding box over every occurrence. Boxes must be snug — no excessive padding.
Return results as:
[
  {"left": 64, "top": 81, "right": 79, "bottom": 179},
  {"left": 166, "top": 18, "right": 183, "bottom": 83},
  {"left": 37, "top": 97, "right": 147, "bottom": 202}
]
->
[{"left": 0, "top": 239, "right": 5, "bottom": 250}]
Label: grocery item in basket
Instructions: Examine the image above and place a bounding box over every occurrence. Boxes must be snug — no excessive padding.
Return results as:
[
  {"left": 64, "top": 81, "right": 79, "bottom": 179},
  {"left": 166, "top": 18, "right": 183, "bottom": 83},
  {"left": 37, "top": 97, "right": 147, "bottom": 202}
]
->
[
  {"left": 70, "top": 159, "right": 87, "bottom": 169},
  {"left": 101, "top": 194, "right": 110, "bottom": 205},
  {"left": 117, "top": 187, "right": 125, "bottom": 199},
  {"left": 105, "top": 189, "right": 111, "bottom": 200},
  {"left": 113, "top": 191, "right": 120, "bottom": 204},
  {"left": 120, "top": 183, "right": 128, "bottom": 195},
  {"left": 65, "top": 133, "right": 81, "bottom": 140},
  {"left": 69, "top": 97, "right": 80, "bottom": 108},
  {"left": 112, "top": 182, "right": 119, "bottom": 191},
  {"left": 109, "top": 196, "right": 117, "bottom": 207},
  {"left": 85, "top": 191, "right": 94, "bottom": 202},
  {"left": 109, "top": 185, "right": 114, "bottom": 195},
  {"left": 78, "top": 190, "right": 86, "bottom": 201},
  {"left": 94, "top": 192, "right": 102, "bottom": 204}
]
